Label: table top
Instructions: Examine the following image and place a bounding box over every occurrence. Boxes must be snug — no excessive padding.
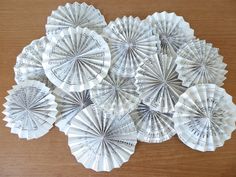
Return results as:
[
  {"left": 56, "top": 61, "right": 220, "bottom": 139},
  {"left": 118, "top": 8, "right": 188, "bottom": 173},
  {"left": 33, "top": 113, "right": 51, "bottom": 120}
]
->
[{"left": 1, "top": 0, "right": 236, "bottom": 177}]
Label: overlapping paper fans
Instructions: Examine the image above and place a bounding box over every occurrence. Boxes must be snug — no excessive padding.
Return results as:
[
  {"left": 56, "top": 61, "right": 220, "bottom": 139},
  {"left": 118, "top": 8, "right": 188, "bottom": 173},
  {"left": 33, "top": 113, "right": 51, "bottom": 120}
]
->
[{"left": 3, "top": 2, "right": 236, "bottom": 172}]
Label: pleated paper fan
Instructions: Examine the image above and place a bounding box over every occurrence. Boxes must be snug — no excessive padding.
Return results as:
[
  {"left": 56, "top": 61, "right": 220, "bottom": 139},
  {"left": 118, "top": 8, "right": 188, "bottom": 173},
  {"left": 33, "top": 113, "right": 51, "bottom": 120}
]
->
[
  {"left": 68, "top": 104, "right": 137, "bottom": 172},
  {"left": 46, "top": 2, "right": 107, "bottom": 35},
  {"left": 42, "top": 26, "right": 111, "bottom": 92},
  {"left": 3, "top": 1, "right": 236, "bottom": 172},
  {"left": 135, "top": 54, "right": 186, "bottom": 113},
  {"left": 173, "top": 84, "right": 236, "bottom": 152},
  {"left": 90, "top": 71, "right": 140, "bottom": 115},
  {"left": 53, "top": 88, "right": 93, "bottom": 134},
  {"left": 14, "top": 36, "right": 55, "bottom": 89},
  {"left": 176, "top": 39, "right": 227, "bottom": 87},
  {"left": 103, "top": 16, "right": 160, "bottom": 77},
  {"left": 146, "top": 11, "right": 194, "bottom": 56},
  {"left": 2, "top": 80, "right": 57, "bottom": 140},
  {"left": 130, "top": 102, "right": 175, "bottom": 143}
]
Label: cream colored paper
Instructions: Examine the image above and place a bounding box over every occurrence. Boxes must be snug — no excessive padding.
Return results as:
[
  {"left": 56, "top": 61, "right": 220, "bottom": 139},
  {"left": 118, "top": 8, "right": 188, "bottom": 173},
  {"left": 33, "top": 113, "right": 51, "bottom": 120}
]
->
[
  {"left": 135, "top": 54, "right": 186, "bottom": 113},
  {"left": 103, "top": 16, "right": 159, "bottom": 77},
  {"left": 130, "top": 102, "right": 175, "bottom": 143},
  {"left": 146, "top": 11, "right": 194, "bottom": 57},
  {"left": 67, "top": 104, "right": 137, "bottom": 172},
  {"left": 176, "top": 39, "right": 227, "bottom": 87},
  {"left": 43, "top": 27, "right": 111, "bottom": 92},
  {"left": 173, "top": 84, "right": 236, "bottom": 152},
  {"left": 14, "top": 36, "right": 55, "bottom": 89},
  {"left": 90, "top": 72, "right": 140, "bottom": 115},
  {"left": 3, "top": 80, "right": 57, "bottom": 140},
  {"left": 46, "top": 2, "right": 107, "bottom": 35},
  {"left": 53, "top": 88, "right": 93, "bottom": 135}
]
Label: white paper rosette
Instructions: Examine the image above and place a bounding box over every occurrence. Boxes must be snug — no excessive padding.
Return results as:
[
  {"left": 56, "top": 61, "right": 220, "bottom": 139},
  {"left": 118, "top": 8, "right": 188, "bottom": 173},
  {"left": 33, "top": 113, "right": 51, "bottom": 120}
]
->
[
  {"left": 42, "top": 27, "right": 111, "bottom": 92},
  {"left": 176, "top": 39, "right": 227, "bottom": 87},
  {"left": 146, "top": 11, "right": 194, "bottom": 56},
  {"left": 90, "top": 72, "right": 140, "bottom": 115},
  {"left": 53, "top": 88, "right": 93, "bottom": 134},
  {"left": 14, "top": 36, "right": 55, "bottom": 89},
  {"left": 135, "top": 54, "right": 186, "bottom": 113},
  {"left": 2, "top": 80, "right": 57, "bottom": 140},
  {"left": 173, "top": 84, "right": 236, "bottom": 152},
  {"left": 130, "top": 102, "right": 175, "bottom": 143},
  {"left": 68, "top": 104, "right": 137, "bottom": 172},
  {"left": 103, "top": 16, "right": 160, "bottom": 77},
  {"left": 46, "top": 2, "right": 107, "bottom": 35}
]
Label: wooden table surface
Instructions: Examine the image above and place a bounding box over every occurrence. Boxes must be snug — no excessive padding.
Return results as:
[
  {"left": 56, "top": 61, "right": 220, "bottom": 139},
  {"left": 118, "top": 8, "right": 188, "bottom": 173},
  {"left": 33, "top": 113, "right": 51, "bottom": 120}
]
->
[{"left": 1, "top": 0, "right": 236, "bottom": 176}]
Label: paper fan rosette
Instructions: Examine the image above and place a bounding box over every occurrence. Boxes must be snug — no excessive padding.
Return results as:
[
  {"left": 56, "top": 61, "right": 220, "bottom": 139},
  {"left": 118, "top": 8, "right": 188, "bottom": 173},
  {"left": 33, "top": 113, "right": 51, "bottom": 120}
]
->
[
  {"left": 68, "top": 104, "right": 137, "bottom": 172},
  {"left": 173, "top": 84, "right": 236, "bottom": 152},
  {"left": 46, "top": 2, "right": 107, "bottom": 35},
  {"left": 2, "top": 80, "right": 57, "bottom": 140},
  {"left": 103, "top": 16, "right": 160, "bottom": 77},
  {"left": 135, "top": 54, "right": 186, "bottom": 113},
  {"left": 42, "top": 26, "right": 111, "bottom": 92},
  {"left": 14, "top": 36, "right": 55, "bottom": 89},
  {"left": 90, "top": 72, "right": 140, "bottom": 115},
  {"left": 53, "top": 88, "right": 93, "bottom": 134},
  {"left": 146, "top": 11, "right": 194, "bottom": 56},
  {"left": 130, "top": 102, "right": 175, "bottom": 143},
  {"left": 176, "top": 39, "right": 227, "bottom": 87}
]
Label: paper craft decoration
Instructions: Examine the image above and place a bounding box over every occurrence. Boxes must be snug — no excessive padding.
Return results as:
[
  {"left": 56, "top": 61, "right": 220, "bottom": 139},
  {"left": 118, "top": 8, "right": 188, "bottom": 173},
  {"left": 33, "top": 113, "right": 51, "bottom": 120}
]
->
[
  {"left": 3, "top": 80, "right": 57, "bottom": 140},
  {"left": 4, "top": 2, "right": 236, "bottom": 170},
  {"left": 42, "top": 27, "right": 111, "bottom": 92},
  {"left": 103, "top": 16, "right": 160, "bottom": 77},
  {"left": 176, "top": 39, "right": 227, "bottom": 87},
  {"left": 53, "top": 88, "right": 93, "bottom": 134},
  {"left": 135, "top": 54, "right": 186, "bottom": 113},
  {"left": 90, "top": 72, "right": 140, "bottom": 115},
  {"left": 173, "top": 84, "right": 236, "bottom": 152},
  {"left": 67, "top": 104, "right": 137, "bottom": 171},
  {"left": 46, "top": 2, "right": 107, "bottom": 35},
  {"left": 146, "top": 11, "right": 194, "bottom": 56},
  {"left": 14, "top": 36, "right": 55, "bottom": 89},
  {"left": 130, "top": 102, "right": 175, "bottom": 143}
]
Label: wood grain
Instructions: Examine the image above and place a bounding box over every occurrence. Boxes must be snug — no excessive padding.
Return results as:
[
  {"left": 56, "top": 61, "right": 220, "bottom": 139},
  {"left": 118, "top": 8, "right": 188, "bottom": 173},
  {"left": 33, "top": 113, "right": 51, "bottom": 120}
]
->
[{"left": 0, "top": 0, "right": 236, "bottom": 177}]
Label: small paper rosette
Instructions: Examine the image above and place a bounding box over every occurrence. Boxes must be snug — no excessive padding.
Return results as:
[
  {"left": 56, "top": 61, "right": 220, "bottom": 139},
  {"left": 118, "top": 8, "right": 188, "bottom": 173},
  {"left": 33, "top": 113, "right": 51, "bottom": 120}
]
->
[
  {"left": 2, "top": 80, "right": 57, "bottom": 140},
  {"left": 14, "top": 36, "right": 55, "bottom": 89},
  {"left": 176, "top": 39, "right": 227, "bottom": 87},
  {"left": 68, "top": 104, "right": 137, "bottom": 172},
  {"left": 42, "top": 27, "right": 111, "bottom": 92},
  {"left": 173, "top": 84, "right": 236, "bottom": 152},
  {"left": 130, "top": 102, "right": 175, "bottom": 143},
  {"left": 53, "top": 88, "right": 93, "bottom": 135},
  {"left": 146, "top": 11, "right": 194, "bottom": 56},
  {"left": 90, "top": 72, "right": 140, "bottom": 115},
  {"left": 46, "top": 2, "right": 107, "bottom": 35},
  {"left": 135, "top": 54, "right": 186, "bottom": 113},
  {"left": 103, "top": 16, "right": 160, "bottom": 77}
]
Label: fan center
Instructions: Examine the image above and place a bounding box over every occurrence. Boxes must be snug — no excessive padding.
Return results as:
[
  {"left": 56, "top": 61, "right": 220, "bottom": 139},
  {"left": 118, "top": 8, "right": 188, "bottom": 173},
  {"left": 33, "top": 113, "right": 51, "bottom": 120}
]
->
[
  {"left": 113, "top": 85, "right": 120, "bottom": 91},
  {"left": 199, "top": 62, "right": 207, "bottom": 70},
  {"left": 160, "top": 34, "right": 169, "bottom": 46},
  {"left": 124, "top": 42, "right": 134, "bottom": 51},
  {"left": 99, "top": 132, "right": 107, "bottom": 141},
  {"left": 162, "top": 80, "right": 169, "bottom": 88}
]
